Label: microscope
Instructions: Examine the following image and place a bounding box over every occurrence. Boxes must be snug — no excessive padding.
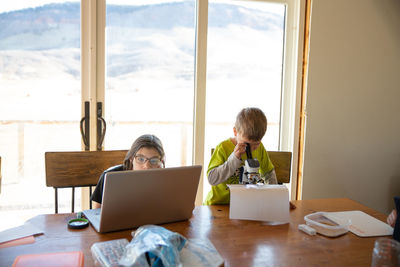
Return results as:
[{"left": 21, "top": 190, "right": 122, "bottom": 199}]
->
[{"left": 240, "top": 143, "right": 264, "bottom": 184}]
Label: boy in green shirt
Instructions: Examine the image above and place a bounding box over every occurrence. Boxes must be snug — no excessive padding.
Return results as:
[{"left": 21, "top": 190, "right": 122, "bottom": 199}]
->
[{"left": 204, "top": 107, "right": 277, "bottom": 205}]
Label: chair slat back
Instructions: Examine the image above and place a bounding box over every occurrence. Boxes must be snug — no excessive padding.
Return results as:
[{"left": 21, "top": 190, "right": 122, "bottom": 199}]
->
[
  {"left": 45, "top": 150, "right": 128, "bottom": 188},
  {"left": 268, "top": 151, "right": 292, "bottom": 184}
]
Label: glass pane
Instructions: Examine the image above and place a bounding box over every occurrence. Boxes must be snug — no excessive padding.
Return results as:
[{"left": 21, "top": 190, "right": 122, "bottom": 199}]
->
[
  {"left": 204, "top": 0, "right": 285, "bottom": 198},
  {"left": 0, "top": 1, "right": 81, "bottom": 229},
  {"left": 105, "top": 1, "right": 196, "bottom": 167}
]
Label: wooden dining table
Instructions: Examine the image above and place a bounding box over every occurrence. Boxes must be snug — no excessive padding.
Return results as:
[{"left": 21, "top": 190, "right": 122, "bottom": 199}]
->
[{"left": 0, "top": 198, "right": 391, "bottom": 266}]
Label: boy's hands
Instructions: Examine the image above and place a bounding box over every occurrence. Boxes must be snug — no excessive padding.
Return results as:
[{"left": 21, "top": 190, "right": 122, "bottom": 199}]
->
[
  {"left": 234, "top": 142, "right": 247, "bottom": 159},
  {"left": 387, "top": 209, "right": 397, "bottom": 227}
]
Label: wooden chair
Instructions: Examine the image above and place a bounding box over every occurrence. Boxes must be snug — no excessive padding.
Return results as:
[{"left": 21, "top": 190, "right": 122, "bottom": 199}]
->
[
  {"left": 211, "top": 149, "right": 292, "bottom": 184},
  {"left": 45, "top": 150, "right": 128, "bottom": 213},
  {"left": 268, "top": 151, "right": 292, "bottom": 184}
]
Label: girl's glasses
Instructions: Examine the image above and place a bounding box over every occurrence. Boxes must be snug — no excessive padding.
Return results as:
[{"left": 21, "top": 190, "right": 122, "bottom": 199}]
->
[{"left": 134, "top": 155, "right": 162, "bottom": 166}]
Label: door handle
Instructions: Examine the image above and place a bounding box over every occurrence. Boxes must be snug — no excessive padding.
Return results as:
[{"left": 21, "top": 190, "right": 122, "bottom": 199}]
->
[
  {"left": 97, "top": 102, "right": 106, "bottom": 151},
  {"left": 80, "top": 101, "right": 90, "bottom": 151}
]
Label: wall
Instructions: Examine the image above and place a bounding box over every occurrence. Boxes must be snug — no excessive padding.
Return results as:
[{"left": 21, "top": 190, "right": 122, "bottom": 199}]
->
[{"left": 302, "top": 0, "right": 400, "bottom": 213}]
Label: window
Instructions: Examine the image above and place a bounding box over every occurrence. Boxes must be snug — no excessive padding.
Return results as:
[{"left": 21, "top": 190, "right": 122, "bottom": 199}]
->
[
  {"left": 203, "top": 0, "right": 300, "bottom": 199},
  {"left": 104, "top": 1, "right": 196, "bottom": 167},
  {"left": 204, "top": 0, "right": 285, "bottom": 151},
  {"left": 0, "top": 1, "right": 81, "bottom": 228},
  {"left": 0, "top": 0, "right": 303, "bottom": 226}
]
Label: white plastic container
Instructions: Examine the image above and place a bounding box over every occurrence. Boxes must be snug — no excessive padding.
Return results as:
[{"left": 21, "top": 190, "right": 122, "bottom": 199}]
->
[{"left": 304, "top": 212, "right": 351, "bottom": 237}]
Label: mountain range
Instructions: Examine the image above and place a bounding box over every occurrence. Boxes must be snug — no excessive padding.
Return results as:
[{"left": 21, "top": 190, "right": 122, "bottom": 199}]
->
[{"left": 0, "top": 2, "right": 283, "bottom": 50}]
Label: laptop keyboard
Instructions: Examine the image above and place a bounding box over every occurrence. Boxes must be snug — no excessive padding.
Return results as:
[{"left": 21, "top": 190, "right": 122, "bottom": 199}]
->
[{"left": 83, "top": 208, "right": 101, "bottom": 228}]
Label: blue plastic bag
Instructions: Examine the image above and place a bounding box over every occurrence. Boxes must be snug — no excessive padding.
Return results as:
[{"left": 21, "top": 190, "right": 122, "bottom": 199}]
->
[{"left": 118, "top": 225, "right": 186, "bottom": 267}]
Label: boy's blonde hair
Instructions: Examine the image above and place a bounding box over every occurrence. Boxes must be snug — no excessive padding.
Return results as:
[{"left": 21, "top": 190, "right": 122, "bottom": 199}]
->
[{"left": 235, "top": 107, "right": 267, "bottom": 141}]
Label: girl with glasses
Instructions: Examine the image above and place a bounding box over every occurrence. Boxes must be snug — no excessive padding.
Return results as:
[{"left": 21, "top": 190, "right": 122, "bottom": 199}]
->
[{"left": 91, "top": 134, "right": 165, "bottom": 208}]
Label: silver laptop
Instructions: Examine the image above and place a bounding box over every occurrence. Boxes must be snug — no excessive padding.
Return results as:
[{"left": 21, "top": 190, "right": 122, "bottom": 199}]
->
[{"left": 83, "top": 165, "right": 202, "bottom": 233}]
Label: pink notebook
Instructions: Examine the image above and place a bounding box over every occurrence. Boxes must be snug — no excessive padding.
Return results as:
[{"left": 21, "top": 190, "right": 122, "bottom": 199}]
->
[{"left": 12, "top": 251, "right": 84, "bottom": 267}]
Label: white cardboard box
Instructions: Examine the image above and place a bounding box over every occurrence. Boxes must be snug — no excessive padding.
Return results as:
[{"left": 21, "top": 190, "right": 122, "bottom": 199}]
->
[{"left": 228, "top": 184, "right": 289, "bottom": 223}]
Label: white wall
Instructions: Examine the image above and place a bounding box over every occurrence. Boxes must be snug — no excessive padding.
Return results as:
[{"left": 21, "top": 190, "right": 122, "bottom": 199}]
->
[{"left": 302, "top": 0, "right": 400, "bottom": 213}]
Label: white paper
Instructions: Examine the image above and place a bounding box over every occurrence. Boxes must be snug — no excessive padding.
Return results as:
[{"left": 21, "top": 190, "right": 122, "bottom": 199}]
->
[
  {"left": 228, "top": 184, "right": 289, "bottom": 223},
  {"left": 0, "top": 222, "right": 43, "bottom": 243},
  {"left": 325, "top": 210, "right": 393, "bottom": 237}
]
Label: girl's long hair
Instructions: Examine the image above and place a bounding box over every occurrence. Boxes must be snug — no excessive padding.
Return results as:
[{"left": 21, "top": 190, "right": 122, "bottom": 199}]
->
[{"left": 123, "top": 134, "right": 165, "bottom": 170}]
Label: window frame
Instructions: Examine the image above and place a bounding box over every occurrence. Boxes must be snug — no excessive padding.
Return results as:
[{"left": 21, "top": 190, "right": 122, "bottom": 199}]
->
[{"left": 82, "top": 0, "right": 305, "bottom": 205}]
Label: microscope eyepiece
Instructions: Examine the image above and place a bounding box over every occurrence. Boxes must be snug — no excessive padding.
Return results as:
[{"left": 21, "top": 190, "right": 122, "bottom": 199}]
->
[{"left": 245, "top": 143, "right": 252, "bottom": 159}]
